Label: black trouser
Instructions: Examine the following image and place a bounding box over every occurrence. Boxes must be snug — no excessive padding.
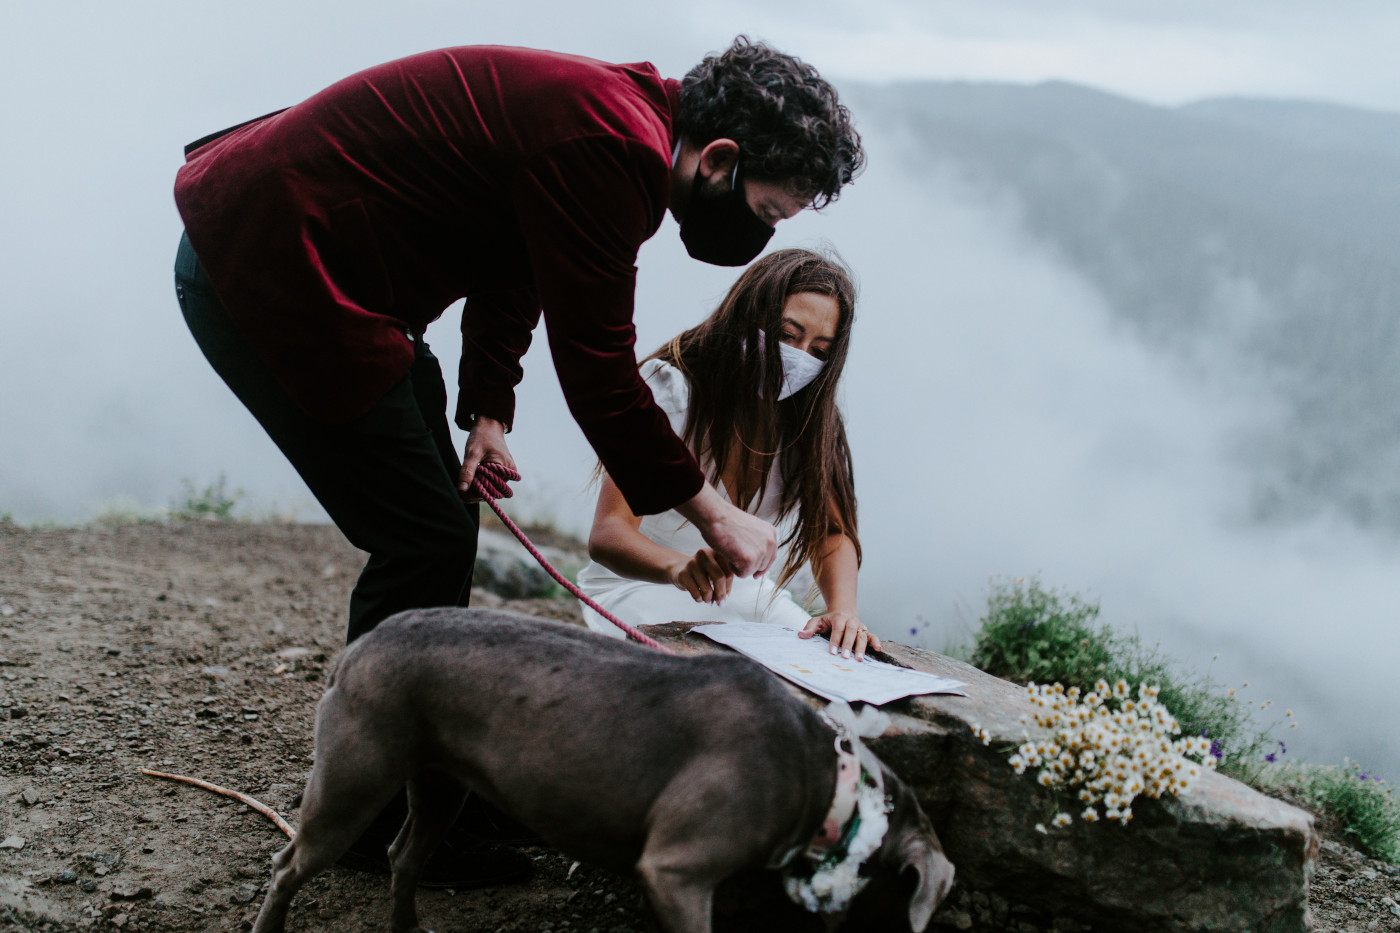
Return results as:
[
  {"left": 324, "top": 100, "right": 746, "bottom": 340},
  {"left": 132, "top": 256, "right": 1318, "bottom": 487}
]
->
[{"left": 174, "top": 232, "right": 479, "bottom": 645}]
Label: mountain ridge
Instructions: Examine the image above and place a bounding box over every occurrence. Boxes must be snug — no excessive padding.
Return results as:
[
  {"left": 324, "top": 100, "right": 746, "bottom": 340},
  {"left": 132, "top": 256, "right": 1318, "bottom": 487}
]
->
[{"left": 846, "top": 78, "right": 1400, "bottom": 532}]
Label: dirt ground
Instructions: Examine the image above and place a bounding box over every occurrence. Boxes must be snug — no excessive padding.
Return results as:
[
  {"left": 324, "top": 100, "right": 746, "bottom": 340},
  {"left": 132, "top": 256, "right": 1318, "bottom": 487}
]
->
[{"left": 2, "top": 521, "right": 1398, "bottom": 933}]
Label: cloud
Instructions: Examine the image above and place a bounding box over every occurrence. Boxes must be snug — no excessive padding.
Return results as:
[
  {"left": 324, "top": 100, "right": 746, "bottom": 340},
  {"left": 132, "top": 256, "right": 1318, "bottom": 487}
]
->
[
  {"left": 824, "top": 130, "right": 1400, "bottom": 777},
  {"left": 699, "top": 0, "right": 1400, "bottom": 109}
]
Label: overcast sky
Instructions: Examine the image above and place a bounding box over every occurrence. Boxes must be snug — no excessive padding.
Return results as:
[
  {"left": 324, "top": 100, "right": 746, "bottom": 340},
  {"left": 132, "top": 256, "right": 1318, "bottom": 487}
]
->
[
  {"left": 3, "top": 0, "right": 1395, "bottom": 522},
  {"left": 7, "top": 0, "right": 1400, "bottom": 128}
]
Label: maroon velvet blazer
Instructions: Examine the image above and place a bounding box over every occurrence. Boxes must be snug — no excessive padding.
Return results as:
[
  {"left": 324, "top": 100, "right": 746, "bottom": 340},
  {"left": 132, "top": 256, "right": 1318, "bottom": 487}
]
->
[{"left": 174, "top": 45, "right": 704, "bottom": 515}]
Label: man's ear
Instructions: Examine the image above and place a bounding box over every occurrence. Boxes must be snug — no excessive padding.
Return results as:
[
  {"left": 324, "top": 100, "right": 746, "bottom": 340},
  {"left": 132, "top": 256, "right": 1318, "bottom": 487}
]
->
[
  {"left": 696, "top": 138, "right": 740, "bottom": 186},
  {"left": 896, "top": 834, "right": 955, "bottom": 932}
]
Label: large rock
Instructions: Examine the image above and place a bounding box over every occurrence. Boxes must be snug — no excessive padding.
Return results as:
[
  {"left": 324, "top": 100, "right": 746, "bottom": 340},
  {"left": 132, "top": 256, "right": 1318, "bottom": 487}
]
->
[
  {"left": 473, "top": 528, "right": 570, "bottom": 599},
  {"left": 644, "top": 623, "right": 1318, "bottom": 933}
]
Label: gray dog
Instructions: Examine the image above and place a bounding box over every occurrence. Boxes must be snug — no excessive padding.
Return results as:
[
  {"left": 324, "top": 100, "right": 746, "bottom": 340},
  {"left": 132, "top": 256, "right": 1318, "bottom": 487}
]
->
[{"left": 251, "top": 608, "right": 954, "bottom": 933}]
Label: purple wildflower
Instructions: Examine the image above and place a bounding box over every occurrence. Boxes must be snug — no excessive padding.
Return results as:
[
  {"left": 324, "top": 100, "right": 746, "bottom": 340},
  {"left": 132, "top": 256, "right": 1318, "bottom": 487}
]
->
[
  {"left": 1209, "top": 741, "right": 1224, "bottom": 760},
  {"left": 1278, "top": 741, "right": 1286, "bottom": 755},
  {"left": 1264, "top": 752, "right": 1276, "bottom": 763}
]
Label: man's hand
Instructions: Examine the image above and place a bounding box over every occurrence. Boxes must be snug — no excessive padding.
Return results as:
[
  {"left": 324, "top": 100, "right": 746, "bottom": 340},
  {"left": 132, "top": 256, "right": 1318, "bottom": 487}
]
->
[
  {"left": 799, "top": 609, "right": 881, "bottom": 661},
  {"left": 666, "top": 548, "right": 735, "bottom": 605},
  {"left": 675, "top": 485, "right": 777, "bottom": 578},
  {"left": 459, "top": 416, "right": 518, "bottom": 502}
]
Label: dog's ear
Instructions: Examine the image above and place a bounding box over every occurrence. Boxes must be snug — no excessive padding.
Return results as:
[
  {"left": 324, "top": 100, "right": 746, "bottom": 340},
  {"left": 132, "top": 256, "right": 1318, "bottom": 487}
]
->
[{"left": 894, "top": 834, "right": 955, "bottom": 932}]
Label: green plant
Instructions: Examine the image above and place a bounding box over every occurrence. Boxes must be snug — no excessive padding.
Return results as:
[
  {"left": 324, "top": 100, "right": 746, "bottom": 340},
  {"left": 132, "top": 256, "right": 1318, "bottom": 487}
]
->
[
  {"left": 1266, "top": 762, "right": 1400, "bottom": 863},
  {"left": 969, "top": 578, "right": 1110, "bottom": 686},
  {"left": 965, "top": 577, "right": 1272, "bottom": 781},
  {"left": 170, "top": 475, "right": 242, "bottom": 521}
]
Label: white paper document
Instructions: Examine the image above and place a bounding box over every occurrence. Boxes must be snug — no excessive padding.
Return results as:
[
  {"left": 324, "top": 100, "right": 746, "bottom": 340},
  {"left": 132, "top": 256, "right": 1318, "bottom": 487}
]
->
[{"left": 688, "top": 621, "right": 968, "bottom": 706}]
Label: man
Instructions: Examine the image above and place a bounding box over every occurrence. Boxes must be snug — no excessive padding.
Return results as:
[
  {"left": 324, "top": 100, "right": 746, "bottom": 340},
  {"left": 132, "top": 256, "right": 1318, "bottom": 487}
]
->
[{"left": 173, "top": 36, "right": 863, "bottom": 885}]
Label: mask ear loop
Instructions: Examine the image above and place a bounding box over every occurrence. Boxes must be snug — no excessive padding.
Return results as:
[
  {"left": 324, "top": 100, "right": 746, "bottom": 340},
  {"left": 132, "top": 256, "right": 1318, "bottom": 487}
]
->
[
  {"left": 727, "top": 371, "right": 822, "bottom": 547},
  {"left": 682, "top": 144, "right": 740, "bottom": 189}
]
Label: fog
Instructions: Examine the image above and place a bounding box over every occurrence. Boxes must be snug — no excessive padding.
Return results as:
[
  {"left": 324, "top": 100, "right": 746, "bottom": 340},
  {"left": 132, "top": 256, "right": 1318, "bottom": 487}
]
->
[
  {"left": 823, "top": 143, "right": 1400, "bottom": 778},
  {"left": 2, "top": 4, "right": 1397, "bottom": 779}
]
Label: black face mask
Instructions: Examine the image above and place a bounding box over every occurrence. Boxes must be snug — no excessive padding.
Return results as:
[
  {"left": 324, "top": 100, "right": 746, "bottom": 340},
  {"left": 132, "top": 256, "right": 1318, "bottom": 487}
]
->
[{"left": 678, "top": 161, "right": 775, "bottom": 266}]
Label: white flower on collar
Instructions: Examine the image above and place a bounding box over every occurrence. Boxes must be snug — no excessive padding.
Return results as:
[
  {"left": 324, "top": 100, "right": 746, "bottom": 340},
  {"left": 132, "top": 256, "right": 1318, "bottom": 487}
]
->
[{"left": 783, "top": 774, "right": 891, "bottom": 913}]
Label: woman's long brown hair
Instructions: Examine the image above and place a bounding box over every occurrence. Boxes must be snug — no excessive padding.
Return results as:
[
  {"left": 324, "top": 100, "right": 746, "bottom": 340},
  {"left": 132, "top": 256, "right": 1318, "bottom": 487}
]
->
[{"left": 645, "top": 248, "right": 860, "bottom": 592}]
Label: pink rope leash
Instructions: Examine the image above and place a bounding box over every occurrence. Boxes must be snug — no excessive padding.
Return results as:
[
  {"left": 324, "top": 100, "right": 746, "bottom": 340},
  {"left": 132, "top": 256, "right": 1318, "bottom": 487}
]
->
[{"left": 471, "top": 463, "right": 673, "bottom": 654}]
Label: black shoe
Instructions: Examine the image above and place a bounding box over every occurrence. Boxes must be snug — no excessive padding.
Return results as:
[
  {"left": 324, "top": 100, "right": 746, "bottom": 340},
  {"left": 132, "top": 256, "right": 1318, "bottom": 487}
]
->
[
  {"left": 455, "top": 795, "right": 544, "bottom": 847},
  {"left": 419, "top": 836, "right": 533, "bottom": 889},
  {"left": 337, "top": 835, "right": 533, "bottom": 889},
  {"left": 336, "top": 838, "right": 393, "bottom": 876}
]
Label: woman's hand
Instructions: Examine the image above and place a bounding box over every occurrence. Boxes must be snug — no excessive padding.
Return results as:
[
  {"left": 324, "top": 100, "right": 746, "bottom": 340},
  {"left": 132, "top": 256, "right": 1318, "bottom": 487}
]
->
[
  {"left": 666, "top": 548, "right": 735, "bottom": 605},
  {"left": 799, "top": 608, "right": 881, "bottom": 661},
  {"left": 458, "top": 416, "right": 518, "bottom": 502}
]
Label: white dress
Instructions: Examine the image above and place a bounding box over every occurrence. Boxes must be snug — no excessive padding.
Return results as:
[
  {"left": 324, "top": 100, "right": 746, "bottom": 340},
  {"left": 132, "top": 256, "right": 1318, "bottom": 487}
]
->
[{"left": 575, "top": 359, "right": 815, "bottom": 637}]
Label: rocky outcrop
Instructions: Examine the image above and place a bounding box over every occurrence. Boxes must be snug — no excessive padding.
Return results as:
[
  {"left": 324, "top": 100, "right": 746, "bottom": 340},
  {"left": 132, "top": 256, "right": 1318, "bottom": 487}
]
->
[
  {"left": 473, "top": 528, "right": 573, "bottom": 599},
  {"left": 645, "top": 623, "right": 1319, "bottom": 933}
]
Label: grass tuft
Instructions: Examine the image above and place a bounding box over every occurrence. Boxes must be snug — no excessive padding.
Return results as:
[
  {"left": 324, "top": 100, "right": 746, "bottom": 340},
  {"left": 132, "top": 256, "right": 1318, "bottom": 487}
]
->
[
  {"left": 170, "top": 475, "right": 242, "bottom": 521},
  {"left": 1263, "top": 762, "right": 1400, "bottom": 864}
]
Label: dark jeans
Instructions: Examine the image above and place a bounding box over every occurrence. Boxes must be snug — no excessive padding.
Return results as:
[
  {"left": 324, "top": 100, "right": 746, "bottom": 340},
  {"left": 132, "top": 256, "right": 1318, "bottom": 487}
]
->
[{"left": 174, "top": 232, "right": 479, "bottom": 644}]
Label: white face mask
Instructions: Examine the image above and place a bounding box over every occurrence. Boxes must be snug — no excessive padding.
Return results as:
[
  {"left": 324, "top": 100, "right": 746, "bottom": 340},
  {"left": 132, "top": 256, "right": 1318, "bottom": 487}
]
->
[{"left": 756, "top": 329, "right": 826, "bottom": 400}]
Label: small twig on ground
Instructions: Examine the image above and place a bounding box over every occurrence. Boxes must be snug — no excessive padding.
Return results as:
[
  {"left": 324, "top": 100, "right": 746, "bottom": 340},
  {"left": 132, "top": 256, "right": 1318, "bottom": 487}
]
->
[{"left": 140, "top": 768, "right": 296, "bottom": 839}]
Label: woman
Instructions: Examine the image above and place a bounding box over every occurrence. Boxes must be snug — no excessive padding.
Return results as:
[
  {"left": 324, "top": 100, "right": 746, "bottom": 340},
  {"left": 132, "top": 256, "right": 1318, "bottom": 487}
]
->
[{"left": 576, "top": 249, "right": 881, "bottom": 660}]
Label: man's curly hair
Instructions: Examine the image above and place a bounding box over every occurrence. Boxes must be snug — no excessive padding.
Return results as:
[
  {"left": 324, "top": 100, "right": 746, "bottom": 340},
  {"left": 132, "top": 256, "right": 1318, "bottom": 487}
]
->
[{"left": 679, "top": 37, "right": 864, "bottom": 209}]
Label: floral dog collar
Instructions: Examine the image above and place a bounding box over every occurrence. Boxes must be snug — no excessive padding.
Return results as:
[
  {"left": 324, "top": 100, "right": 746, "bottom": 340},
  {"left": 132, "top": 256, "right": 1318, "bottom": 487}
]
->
[{"left": 782, "top": 715, "right": 892, "bottom": 914}]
